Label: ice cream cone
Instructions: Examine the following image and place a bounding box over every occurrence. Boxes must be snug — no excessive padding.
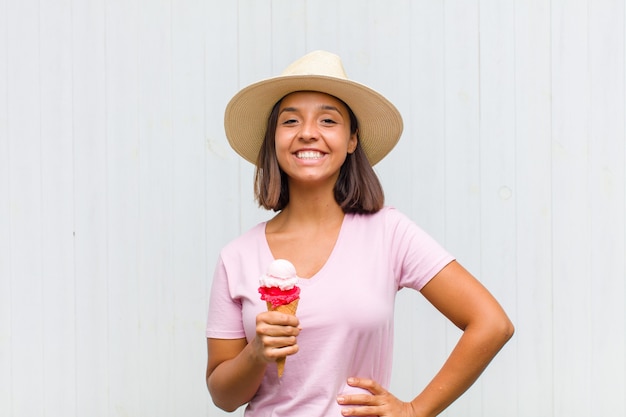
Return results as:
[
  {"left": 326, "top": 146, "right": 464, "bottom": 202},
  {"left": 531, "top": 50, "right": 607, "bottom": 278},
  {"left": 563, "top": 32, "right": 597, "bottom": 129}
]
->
[
  {"left": 266, "top": 299, "right": 299, "bottom": 377},
  {"left": 267, "top": 299, "right": 299, "bottom": 315}
]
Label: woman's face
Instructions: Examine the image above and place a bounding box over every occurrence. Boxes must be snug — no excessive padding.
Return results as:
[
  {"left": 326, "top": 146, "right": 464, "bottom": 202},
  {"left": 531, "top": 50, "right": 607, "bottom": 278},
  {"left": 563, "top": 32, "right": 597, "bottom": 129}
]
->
[{"left": 274, "top": 91, "right": 357, "bottom": 187}]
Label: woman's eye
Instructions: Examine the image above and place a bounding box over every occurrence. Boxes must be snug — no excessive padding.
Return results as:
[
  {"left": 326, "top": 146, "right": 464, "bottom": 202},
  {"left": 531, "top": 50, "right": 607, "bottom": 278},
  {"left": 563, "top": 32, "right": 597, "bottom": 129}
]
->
[
  {"left": 321, "top": 118, "right": 336, "bottom": 124},
  {"left": 281, "top": 118, "right": 298, "bottom": 125}
]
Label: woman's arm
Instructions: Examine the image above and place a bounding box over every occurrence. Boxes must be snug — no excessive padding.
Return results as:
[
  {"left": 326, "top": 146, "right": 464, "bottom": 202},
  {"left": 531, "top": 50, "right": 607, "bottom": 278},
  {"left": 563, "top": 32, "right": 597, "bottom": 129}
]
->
[
  {"left": 409, "top": 260, "right": 514, "bottom": 416},
  {"left": 206, "top": 338, "right": 266, "bottom": 411},
  {"left": 206, "top": 311, "right": 301, "bottom": 412}
]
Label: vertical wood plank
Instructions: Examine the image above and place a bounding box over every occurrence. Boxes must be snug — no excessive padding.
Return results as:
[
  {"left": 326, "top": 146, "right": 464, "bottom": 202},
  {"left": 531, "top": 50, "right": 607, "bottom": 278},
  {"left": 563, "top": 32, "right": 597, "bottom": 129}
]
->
[
  {"left": 205, "top": 16, "right": 241, "bottom": 417},
  {"left": 551, "top": 1, "right": 592, "bottom": 415},
  {"left": 0, "top": 0, "right": 11, "bottom": 413},
  {"left": 271, "top": 0, "right": 306, "bottom": 67},
  {"left": 304, "top": 0, "right": 340, "bottom": 52},
  {"left": 443, "top": 0, "right": 481, "bottom": 268},
  {"left": 105, "top": 0, "right": 141, "bottom": 415},
  {"left": 6, "top": 1, "right": 44, "bottom": 416},
  {"left": 588, "top": 0, "right": 626, "bottom": 414},
  {"left": 238, "top": 0, "right": 273, "bottom": 87},
  {"left": 514, "top": 0, "right": 554, "bottom": 415},
  {"left": 405, "top": 0, "right": 447, "bottom": 234},
  {"left": 443, "top": 1, "right": 482, "bottom": 415},
  {"left": 72, "top": 0, "right": 109, "bottom": 415},
  {"left": 39, "top": 0, "right": 76, "bottom": 414},
  {"left": 478, "top": 0, "right": 518, "bottom": 415},
  {"left": 136, "top": 0, "right": 173, "bottom": 415},
  {"left": 334, "top": 1, "right": 371, "bottom": 82},
  {"left": 205, "top": 0, "right": 241, "bottom": 271},
  {"left": 171, "top": 0, "right": 209, "bottom": 415}
]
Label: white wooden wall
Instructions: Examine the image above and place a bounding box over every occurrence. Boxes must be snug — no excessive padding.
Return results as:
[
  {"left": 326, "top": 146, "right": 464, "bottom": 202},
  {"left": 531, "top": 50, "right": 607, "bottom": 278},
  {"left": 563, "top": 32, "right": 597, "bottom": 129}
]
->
[{"left": 1, "top": 1, "right": 624, "bottom": 416}]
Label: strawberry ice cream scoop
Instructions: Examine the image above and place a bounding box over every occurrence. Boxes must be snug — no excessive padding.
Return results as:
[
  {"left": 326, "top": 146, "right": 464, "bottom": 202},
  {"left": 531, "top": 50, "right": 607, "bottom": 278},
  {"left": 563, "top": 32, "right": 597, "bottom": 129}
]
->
[{"left": 258, "top": 259, "right": 301, "bottom": 309}]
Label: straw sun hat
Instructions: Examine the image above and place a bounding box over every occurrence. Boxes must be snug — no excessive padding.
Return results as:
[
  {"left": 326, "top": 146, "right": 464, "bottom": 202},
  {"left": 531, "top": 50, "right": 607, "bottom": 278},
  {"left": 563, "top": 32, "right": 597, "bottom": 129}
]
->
[{"left": 224, "top": 50, "right": 403, "bottom": 166}]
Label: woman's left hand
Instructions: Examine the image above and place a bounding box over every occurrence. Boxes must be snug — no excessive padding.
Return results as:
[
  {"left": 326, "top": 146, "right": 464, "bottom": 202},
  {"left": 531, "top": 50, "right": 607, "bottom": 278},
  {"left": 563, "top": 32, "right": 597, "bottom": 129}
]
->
[{"left": 336, "top": 377, "right": 415, "bottom": 417}]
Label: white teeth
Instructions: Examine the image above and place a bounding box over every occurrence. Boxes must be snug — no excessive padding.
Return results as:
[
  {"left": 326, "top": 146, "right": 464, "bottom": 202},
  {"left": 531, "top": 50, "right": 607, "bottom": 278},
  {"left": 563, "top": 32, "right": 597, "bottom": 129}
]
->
[{"left": 296, "top": 151, "right": 323, "bottom": 159}]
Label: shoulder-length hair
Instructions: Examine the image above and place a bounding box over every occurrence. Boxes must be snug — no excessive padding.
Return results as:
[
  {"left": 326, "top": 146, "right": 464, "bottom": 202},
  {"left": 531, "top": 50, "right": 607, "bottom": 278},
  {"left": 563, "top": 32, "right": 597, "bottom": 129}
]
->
[{"left": 254, "top": 96, "right": 385, "bottom": 214}]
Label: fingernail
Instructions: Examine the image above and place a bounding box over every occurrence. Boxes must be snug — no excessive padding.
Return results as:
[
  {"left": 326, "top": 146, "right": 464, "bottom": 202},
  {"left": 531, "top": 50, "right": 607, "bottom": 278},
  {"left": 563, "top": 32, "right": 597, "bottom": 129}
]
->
[
  {"left": 336, "top": 396, "right": 344, "bottom": 403},
  {"left": 347, "top": 377, "right": 355, "bottom": 384}
]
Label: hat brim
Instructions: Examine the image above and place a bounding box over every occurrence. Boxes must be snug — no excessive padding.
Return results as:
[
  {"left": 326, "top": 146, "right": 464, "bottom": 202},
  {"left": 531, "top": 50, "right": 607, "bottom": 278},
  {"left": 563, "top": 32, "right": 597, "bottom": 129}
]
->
[{"left": 224, "top": 75, "right": 403, "bottom": 166}]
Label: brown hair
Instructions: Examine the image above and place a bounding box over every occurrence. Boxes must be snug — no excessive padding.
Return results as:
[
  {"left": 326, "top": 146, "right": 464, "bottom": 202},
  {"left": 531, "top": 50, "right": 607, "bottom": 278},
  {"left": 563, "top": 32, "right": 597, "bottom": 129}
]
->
[{"left": 254, "top": 97, "right": 384, "bottom": 214}]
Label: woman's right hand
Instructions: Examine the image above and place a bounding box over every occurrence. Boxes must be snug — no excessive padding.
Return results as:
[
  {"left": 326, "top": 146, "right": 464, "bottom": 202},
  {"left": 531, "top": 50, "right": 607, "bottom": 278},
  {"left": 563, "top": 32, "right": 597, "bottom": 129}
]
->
[{"left": 252, "top": 310, "right": 301, "bottom": 364}]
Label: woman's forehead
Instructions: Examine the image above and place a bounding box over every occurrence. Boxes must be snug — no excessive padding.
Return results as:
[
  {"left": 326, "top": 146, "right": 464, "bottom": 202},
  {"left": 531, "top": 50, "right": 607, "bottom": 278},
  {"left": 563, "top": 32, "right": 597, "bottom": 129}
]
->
[{"left": 279, "top": 91, "right": 348, "bottom": 112}]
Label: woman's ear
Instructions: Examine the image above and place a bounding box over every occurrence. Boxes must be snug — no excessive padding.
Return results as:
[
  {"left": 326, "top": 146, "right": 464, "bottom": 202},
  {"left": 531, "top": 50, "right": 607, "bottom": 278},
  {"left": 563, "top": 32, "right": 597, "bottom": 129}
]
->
[{"left": 347, "top": 132, "right": 358, "bottom": 154}]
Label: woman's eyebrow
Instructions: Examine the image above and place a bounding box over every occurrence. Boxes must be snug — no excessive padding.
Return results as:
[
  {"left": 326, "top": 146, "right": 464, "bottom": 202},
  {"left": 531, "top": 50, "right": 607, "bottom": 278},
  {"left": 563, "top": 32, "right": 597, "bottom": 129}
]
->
[
  {"left": 279, "top": 106, "right": 298, "bottom": 115},
  {"left": 319, "top": 104, "right": 341, "bottom": 113}
]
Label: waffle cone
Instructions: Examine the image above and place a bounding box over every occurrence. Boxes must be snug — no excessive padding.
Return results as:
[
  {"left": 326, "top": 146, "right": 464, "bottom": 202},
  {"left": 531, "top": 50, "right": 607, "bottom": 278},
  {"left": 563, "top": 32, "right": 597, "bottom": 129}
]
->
[{"left": 266, "top": 298, "right": 299, "bottom": 377}]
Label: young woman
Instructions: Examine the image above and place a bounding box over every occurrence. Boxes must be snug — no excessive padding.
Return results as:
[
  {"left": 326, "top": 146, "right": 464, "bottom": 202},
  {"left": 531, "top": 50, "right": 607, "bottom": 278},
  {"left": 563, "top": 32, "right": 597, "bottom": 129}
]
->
[{"left": 206, "top": 50, "right": 514, "bottom": 417}]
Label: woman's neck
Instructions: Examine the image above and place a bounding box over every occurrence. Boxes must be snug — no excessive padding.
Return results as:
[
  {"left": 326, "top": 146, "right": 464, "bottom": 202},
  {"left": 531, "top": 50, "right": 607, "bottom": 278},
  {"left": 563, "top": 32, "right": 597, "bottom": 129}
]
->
[{"left": 268, "top": 185, "right": 344, "bottom": 231}]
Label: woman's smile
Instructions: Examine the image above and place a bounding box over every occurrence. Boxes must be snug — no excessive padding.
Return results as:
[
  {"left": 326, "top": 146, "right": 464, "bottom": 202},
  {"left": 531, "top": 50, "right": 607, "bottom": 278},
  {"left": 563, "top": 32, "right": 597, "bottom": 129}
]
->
[{"left": 294, "top": 150, "right": 325, "bottom": 160}]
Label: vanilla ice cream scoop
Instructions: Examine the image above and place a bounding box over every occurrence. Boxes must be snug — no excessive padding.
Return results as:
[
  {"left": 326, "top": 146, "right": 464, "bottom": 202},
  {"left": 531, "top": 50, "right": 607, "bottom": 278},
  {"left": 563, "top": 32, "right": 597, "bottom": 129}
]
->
[{"left": 259, "top": 259, "right": 299, "bottom": 290}]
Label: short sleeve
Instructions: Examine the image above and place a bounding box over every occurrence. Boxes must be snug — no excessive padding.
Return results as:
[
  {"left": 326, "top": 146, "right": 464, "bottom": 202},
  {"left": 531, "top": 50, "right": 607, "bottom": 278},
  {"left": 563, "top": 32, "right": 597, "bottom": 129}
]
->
[
  {"left": 205, "top": 255, "right": 246, "bottom": 339},
  {"left": 386, "top": 208, "right": 455, "bottom": 291}
]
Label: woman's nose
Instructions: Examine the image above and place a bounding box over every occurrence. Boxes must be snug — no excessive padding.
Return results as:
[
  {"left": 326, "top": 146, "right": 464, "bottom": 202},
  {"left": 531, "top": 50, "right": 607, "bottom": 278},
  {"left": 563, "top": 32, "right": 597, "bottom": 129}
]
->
[{"left": 299, "top": 119, "right": 319, "bottom": 141}]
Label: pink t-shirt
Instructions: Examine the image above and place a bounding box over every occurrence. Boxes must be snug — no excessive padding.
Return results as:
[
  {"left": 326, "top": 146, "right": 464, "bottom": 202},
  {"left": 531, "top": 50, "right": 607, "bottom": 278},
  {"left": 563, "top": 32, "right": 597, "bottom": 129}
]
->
[{"left": 206, "top": 206, "right": 454, "bottom": 417}]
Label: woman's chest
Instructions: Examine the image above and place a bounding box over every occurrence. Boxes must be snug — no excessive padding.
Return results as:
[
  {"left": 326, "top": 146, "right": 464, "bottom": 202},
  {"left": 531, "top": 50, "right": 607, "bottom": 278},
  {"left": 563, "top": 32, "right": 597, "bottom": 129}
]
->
[{"left": 266, "top": 225, "right": 342, "bottom": 279}]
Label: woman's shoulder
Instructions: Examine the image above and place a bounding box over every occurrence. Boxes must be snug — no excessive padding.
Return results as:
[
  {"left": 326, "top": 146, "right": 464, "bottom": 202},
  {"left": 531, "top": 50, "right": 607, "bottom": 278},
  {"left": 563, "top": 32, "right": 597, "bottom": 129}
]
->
[{"left": 347, "top": 206, "right": 434, "bottom": 245}]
